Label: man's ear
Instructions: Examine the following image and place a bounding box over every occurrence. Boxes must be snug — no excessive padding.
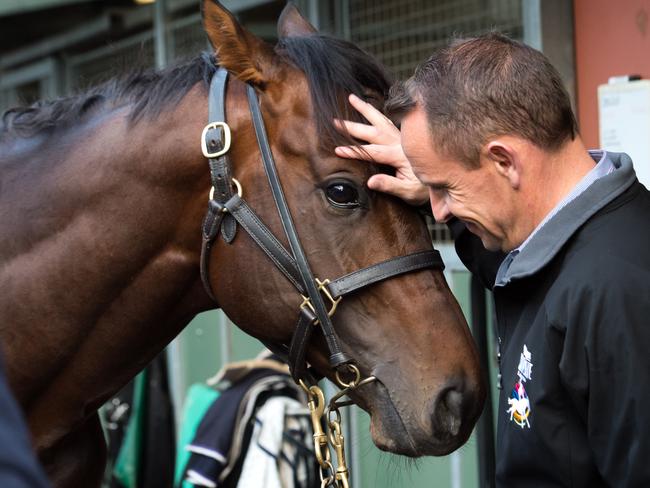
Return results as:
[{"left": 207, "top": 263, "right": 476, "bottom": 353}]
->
[
  {"left": 202, "top": 0, "right": 275, "bottom": 88},
  {"left": 484, "top": 139, "right": 521, "bottom": 189}
]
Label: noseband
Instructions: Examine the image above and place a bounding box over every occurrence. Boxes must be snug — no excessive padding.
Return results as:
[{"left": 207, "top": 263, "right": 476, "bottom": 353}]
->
[{"left": 199, "top": 67, "right": 445, "bottom": 384}]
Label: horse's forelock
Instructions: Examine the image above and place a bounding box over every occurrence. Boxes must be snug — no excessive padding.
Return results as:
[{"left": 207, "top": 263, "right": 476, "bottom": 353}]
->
[{"left": 276, "top": 35, "right": 391, "bottom": 151}]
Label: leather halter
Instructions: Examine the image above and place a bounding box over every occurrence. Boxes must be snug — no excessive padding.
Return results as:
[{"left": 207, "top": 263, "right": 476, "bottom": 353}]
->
[{"left": 200, "top": 68, "right": 445, "bottom": 382}]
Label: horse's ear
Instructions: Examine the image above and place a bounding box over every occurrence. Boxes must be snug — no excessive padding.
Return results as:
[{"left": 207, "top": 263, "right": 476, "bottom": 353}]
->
[
  {"left": 202, "top": 0, "right": 274, "bottom": 88},
  {"left": 278, "top": 2, "right": 318, "bottom": 38}
]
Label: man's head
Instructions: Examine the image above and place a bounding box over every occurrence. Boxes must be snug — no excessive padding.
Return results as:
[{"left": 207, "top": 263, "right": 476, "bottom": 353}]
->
[
  {"left": 389, "top": 33, "right": 582, "bottom": 252},
  {"left": 387, "top": 32, "right": 577, "bottom": 167}
]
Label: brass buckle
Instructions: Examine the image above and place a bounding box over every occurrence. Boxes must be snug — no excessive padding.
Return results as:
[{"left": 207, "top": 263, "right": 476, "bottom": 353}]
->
[
  {"left": 201, "top": 121, "right": 232, "bottom": 158},
  {"left": 300, "top": 278, "right": 341, "bottom": 323}
]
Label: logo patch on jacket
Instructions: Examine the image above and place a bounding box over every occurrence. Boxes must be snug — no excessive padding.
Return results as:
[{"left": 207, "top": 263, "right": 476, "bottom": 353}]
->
[{"left": 507, "top": 344, "right": 533, "bottom": 428}]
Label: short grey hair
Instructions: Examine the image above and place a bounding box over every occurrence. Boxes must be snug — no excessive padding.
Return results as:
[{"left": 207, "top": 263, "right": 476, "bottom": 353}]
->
[{"left": 386, "top": 32, "right": 578, "bottom": 168}]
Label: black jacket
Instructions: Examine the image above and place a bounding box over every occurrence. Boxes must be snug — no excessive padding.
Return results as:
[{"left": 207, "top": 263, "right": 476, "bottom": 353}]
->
[{"left": 455, "top": 152, "right": 650, "bottom": 487}]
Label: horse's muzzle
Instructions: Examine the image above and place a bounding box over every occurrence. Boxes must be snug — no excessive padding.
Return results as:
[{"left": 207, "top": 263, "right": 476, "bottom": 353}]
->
[
  {"left": 430, "top": 380, "right": 483, "bottom": 447},
  {"left": 363, "top": 373, "right": 485, "bottom": 457}
]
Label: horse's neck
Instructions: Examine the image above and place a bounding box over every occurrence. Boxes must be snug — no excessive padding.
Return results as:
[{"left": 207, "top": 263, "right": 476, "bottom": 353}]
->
[{"left": 0, "top": 87, "right": 214, "bottom": 405}]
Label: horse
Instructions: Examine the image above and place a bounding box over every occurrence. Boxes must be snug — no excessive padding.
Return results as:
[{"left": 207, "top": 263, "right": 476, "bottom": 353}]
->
[{"left": 0, "top": 1, "right": 486, "bottom": 486}]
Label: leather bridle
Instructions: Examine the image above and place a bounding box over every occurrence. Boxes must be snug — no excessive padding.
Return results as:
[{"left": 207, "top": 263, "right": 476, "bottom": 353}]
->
[{"left": 199, "top": 67, "right": 445, "bottom": 384}]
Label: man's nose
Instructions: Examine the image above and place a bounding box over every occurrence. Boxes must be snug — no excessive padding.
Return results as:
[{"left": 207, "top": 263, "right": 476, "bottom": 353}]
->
[{"left": 430, "top": 194, "right": 452, "bottom": 223}]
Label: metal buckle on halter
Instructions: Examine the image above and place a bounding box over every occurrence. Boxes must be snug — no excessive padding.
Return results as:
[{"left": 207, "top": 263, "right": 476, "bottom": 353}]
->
[
  {"left": 300, "top": 278, "right": 342, "bottom": 322},
  {"left": 201, "top": 121, "right": 232, "bottom": 158}
]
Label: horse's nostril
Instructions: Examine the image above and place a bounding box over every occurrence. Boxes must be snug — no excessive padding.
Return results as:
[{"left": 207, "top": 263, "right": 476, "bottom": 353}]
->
[{"left": 432, "top": 386, "right": 465, "bottom": 439}]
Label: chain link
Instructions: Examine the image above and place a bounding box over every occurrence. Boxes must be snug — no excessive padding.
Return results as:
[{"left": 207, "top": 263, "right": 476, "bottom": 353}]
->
[
  {"left": 328, "top": 414, "right": 350, "bottom": 488},
  {"left": 300, "top": 364, "right": 376, "bottom": 488}
]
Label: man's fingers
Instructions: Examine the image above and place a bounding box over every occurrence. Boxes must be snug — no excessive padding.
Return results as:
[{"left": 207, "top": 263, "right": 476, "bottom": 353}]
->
[
  {"left": 348, "top": 94, "right": 400, "bottom": 143},
  {"left": 335, "top": 144, "right": 404, "bottom": 167},
  {"left": 367, "top": 174, "right": 429, "bottom": 206},
  {"left": 334, "top": 118, "right": 377, "bottom": 143},
  {"left": 348, "top": 94, "right": 393, "bottom": 129},
  {"left": 365, "top": 143, "right": 408, "bottom": 165},
  {"left": 334, "top": 94, "right": 400, "bottom": 147},
  {"left": 368, "top": 174, "right": 410, "bottom": 197},
  {"left": 334, "top": 145, "right": 372, "bottom": 161},
  {"left": 336, "top": 143, "right": 408, "bottom": 169}
]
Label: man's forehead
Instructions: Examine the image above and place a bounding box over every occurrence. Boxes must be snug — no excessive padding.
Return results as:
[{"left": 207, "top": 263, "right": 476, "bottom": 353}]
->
[
  {"left": 401, "top": 105, "right": 428, "bottom": 132},
  {"left": 400, "top": 117, "right": 466, "bottom": 187},
  {"left": 401, "top": 108, "right": 433, "bottom": 150},
  {"left": 401, "top": 109, "right": 436, "bottom": 163}
]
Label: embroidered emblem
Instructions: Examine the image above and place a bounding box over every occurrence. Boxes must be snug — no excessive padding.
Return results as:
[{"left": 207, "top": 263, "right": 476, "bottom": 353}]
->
[
  {"left": 517, "top": 344, "right": 533, "bottom": 381},
  {"left": 507, "top": 380, "right": 531, "bottom": 428},
  {"left": 507, "top": 344, "right": 533, "bottom": 428}
]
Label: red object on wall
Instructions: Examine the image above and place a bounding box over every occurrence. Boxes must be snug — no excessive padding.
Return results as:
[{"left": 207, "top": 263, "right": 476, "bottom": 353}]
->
[{"left": 574, "top": 0, "right": 650, "bottom": 149}]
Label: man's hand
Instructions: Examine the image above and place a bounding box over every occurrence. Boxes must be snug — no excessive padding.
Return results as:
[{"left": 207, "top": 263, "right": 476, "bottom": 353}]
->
[{"left": 334, "top": 94, "right": 429, "bottom": 206}]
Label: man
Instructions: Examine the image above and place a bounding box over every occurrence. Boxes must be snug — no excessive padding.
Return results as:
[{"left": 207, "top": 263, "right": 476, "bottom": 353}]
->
[{"left": 335, "top": 33, "right": 650, "bottom": 487}]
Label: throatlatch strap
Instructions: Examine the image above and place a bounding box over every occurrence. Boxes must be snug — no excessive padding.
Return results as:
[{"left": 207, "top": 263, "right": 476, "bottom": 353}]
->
[
  {"left": 200, "top": 200, "right": 227, "bottom": 302},
  {"left": 327, "top": 250, "right": 444, "bottom": 298},
  {"left": 288, "top": 307, "right": 318, "bottom": 382}
]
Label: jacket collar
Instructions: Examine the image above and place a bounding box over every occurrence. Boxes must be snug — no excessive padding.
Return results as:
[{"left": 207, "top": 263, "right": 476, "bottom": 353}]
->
[{"left": 494, "top": 151, "right": 637, "bottom": 287}]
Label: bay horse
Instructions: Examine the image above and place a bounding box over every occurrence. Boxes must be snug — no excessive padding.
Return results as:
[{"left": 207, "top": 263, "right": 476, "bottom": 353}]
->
[{"left": 0, "top": 1, "right": 485, "bottom": 486}]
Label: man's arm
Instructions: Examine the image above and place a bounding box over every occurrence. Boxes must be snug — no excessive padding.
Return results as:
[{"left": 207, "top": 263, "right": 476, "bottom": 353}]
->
[{"left": 559, "top": 268, "right": 650, "bottom": 485}]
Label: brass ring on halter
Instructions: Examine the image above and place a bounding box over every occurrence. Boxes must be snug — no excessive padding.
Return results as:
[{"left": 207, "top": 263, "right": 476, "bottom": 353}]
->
[
  {"left": 328, "top": 374, "right": 377, "bottom": 412},
  {"left": 232, "top": 178, "right": 243, "bottom": 197},
  {"left": 208, "top": 178, "right": 243, "bottom": 202},
  {"left": 335, "top": 363, "right": 361, "bottom": 389}
]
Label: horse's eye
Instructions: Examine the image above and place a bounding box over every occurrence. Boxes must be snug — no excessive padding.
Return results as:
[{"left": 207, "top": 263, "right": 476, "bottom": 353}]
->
[{"left": 326, "top": 182, "right": 359, "bottom": 208}]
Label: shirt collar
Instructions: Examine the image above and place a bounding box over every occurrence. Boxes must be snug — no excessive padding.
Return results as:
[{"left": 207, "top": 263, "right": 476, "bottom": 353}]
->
[
  {"left": 494, "top": 151, "right": 632, "bottom": 288},
  {"left": 514, "top": 150, "right": 614, "bottom": 254}
]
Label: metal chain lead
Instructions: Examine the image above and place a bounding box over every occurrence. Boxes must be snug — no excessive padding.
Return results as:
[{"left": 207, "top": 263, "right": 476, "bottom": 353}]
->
[
  {"left": 328, "top": 412, "right": 349, "bottom": 488},
  {"left": 301, "top": 364, "right": 376, "bottom": 488}
]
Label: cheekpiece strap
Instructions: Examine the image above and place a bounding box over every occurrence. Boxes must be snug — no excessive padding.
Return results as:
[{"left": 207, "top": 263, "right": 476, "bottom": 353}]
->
[
  {"left": 200, "top": 68, "right": 237, "bottom": 302},
  {"left": 205, "top": 68, "right": 237, "bottom": 243},
  {"left": 246, "top": 84, "right": 351, "bottom": 370}
]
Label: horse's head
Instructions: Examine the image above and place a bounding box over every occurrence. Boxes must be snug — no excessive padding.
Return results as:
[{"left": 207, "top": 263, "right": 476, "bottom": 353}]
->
[{"left": 200, "top": 0, "right": 485, "bottom": 456}]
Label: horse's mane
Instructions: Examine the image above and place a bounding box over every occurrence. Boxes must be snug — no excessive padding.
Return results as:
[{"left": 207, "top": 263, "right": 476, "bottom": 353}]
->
[
  {"left": 0, "top": 52, "right": 217, "bottom": 140},
  {"left": 1, "top": 35, "right": 390, "bottom": 148}
]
